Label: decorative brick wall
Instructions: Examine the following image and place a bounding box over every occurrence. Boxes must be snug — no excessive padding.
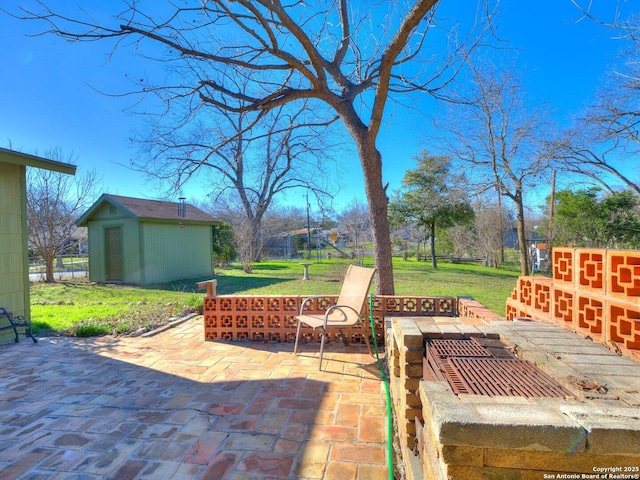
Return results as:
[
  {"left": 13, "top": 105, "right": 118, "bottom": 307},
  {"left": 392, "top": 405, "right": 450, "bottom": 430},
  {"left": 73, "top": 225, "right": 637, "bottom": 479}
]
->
[
  {"left": 390, "top": 317, "right": 640, "bottom": 480},
  {"left": 458, "top": 297, "right": 504, "bottom": 323},
  {"left": 506, "top": 248, "right": 640, "bottom": 360},
  {"left": 203, "top": 294, "right": 459, "bottom": 344}
]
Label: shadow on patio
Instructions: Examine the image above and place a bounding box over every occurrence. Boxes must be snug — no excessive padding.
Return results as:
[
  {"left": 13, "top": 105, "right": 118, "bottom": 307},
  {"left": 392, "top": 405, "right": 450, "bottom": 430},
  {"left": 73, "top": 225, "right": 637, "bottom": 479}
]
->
[{"left": 0, "top": 317, "right": 389, "bottom": 479}]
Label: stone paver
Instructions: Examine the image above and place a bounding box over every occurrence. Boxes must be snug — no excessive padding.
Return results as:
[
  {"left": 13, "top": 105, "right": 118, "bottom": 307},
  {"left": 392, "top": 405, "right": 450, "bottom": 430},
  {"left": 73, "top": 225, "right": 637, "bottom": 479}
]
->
[{"left": 0, "top": 318, "right": 389, "bottom": 479}]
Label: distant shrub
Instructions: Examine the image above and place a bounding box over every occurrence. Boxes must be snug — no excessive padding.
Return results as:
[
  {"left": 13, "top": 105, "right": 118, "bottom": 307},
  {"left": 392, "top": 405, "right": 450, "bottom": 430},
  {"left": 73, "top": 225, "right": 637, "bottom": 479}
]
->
[
  {"left": 186, "top": 294, "right": 203, "bottom": 314},
  {"left": 73, "top": 320, "right": 111, "bottom": 337},
  {"left": 115, "top": 322, "right": 132, "bottom": 335},
  {"left": 212, "top": 222, "right": 238, "bottom": 266}
]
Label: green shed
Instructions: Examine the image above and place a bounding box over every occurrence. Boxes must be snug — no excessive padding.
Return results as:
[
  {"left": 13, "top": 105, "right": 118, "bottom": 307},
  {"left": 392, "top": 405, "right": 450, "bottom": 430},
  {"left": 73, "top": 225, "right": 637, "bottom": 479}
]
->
[
  {"left": 0, "top": 147, "right": 76, "bottom": 345},
  {"left": 76, "top": 194, "right": 217, "bottom": 284}
]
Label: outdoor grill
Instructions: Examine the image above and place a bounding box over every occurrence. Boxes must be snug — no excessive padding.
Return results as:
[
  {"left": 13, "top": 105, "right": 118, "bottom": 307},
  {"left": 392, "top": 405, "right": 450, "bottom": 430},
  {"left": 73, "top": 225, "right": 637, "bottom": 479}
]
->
[{"left": 423, "top": 337, "right": 572, "bottom": 398}]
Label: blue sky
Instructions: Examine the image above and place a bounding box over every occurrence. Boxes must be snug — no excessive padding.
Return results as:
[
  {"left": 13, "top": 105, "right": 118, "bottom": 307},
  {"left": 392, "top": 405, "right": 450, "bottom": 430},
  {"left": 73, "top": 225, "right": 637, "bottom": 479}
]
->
[{"left": 0, "top": 1, "right": 634, "bottom": 213}]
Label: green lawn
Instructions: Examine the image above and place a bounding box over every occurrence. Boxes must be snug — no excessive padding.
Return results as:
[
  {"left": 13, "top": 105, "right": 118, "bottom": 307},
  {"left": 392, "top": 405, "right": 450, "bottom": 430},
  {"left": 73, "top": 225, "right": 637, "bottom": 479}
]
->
[
  {"left": 30, "top": 257, "right": 520, "bottom": 336},
  {"left": 211, "top": 258, "right": 520, "bottom": 313}
]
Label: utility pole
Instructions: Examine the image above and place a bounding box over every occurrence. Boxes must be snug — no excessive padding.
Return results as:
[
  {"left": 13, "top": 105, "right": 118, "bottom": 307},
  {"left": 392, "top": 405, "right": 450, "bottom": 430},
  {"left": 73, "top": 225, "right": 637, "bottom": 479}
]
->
[
  {"left": 548, "top": 170, "right": 556, "bottom": 243},
  {"left": 497, "top": 187, "right": 505, "bottom": 264},
  {"left": 306, "top": 193, "right": 311, "bottom": 259}
]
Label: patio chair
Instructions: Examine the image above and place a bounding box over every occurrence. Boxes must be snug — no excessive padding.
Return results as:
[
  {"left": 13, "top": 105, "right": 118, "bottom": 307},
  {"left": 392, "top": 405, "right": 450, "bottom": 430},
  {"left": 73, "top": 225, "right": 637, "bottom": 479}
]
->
[{"left": 293, "top": 264, "right": 376, "bottom": 370}]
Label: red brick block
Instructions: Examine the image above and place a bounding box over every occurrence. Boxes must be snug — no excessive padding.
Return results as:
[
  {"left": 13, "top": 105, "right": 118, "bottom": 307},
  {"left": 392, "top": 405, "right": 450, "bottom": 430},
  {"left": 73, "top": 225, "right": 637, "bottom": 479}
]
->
[
  {"left": 505, "top": 298, "right": 527, "bottom": 320},
  {"left": 234, "top": 296, "right": 250, "bottom": 313},
  {"left": 518, "top": 277, "right": 534, "bottom": 307},
  {"left": 608, "top": 298, "right": 640, "bottom": 352},
  {"left": 607, "top": 250, "right": 640, "bottom": 302},
  {"left": 552, "top": 285, "right": 575, "bottom": 328},
  {"left": 575, "top": 294, "right": 605, "bottom": 341},
  {"left": 532, "top": 277, "right": 553, "bottom": 314},
  {"left": 204, "top": 312, "right": 219, "bottom": 340},
  {"left": 437, "top": 297, "right": 457, "bottom": 316},
  {"left": 400, "top": 297, "right": 422, "bottom": 314},
  {"left": 377, "top": 296, "right": 399, "bottom": 314},
  {"left": 553, "top": 247, "right": 575, "bottom": 285},
  {"left": 576, "top": 249, "right": 606, "bottom": 294}
]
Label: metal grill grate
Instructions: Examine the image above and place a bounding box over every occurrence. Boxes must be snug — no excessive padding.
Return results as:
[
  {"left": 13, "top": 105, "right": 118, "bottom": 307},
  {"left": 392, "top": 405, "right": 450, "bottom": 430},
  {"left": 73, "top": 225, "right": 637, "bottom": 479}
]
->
[
  {"left": 447, "top": 358, "right": 572, "bottom": 397},
  {"left": 428, "top": 338, "right": 493, "bottom": 358},
  {"left": 424, "top": 337, "right": 572, "bottom": 398}
]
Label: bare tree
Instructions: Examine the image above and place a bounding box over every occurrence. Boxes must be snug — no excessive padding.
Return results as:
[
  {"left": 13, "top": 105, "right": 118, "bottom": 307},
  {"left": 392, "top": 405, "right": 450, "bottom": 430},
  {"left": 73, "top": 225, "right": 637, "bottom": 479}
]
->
[
  {"left": 443, "top": 224, "right": 475, "bottom": 259},
  {"left": 14, "top": 1, "right": 495, "bottom": 294},
  {"left": 141, "top": 103, "right": 335, "bottom": 272},
  {"left": 338, "top": 199, "right": 371, "bottom": 265},
  {"left": 26, "top": 149, "right": 99, "bottom": 283},
  {"left": 472, "top": 204, "right": 514, "bottom": 268},
  {"left": 262, "top": 204, "right": 308, "bottom": 241},
  {"left": 550, "top": 40, "right": 640, "bottom": 195},
  {"left": 553, "top": 2, "right": 640, "bottom": 194},
  {"left": 440, "top": 61, "right": 551, "bottom": 275}
]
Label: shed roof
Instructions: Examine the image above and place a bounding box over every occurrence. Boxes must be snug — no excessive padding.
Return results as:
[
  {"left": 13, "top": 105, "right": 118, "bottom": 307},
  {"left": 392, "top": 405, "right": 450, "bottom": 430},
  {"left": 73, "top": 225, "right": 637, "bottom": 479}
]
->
[
  {"left": 76, "top": 193, "right": 217, "bottom": 227},
  {"left": 0, "top": 147, "right": 77, "bottom": 175}
]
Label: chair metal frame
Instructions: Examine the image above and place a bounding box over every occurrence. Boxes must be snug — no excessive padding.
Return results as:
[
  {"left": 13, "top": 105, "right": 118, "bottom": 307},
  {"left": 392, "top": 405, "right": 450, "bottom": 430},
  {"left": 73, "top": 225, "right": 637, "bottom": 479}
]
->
[{"left": 293, "top": 264, "right": 376, "bottom": 369}]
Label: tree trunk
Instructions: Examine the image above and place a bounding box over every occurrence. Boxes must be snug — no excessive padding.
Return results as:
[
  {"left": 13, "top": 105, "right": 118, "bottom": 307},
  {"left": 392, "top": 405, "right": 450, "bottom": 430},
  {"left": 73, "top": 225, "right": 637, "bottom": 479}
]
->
[
  {"left": 357, "top": 141, "right": 395, "bottom": 295},
  {"left": 515, "top": 193, "right": 529, "bottom": 276},
  {"left": 251, "top": 219, "right": 262, "bottom": 264},
  {"left": 45, "top": 256, "right": 55, "bottom": 283},
  {"left": 430, "top": 222, "right": 437, "bottom": 269},
  {"left": 497, "top": 188, "right": 505, "bottom": 264}
]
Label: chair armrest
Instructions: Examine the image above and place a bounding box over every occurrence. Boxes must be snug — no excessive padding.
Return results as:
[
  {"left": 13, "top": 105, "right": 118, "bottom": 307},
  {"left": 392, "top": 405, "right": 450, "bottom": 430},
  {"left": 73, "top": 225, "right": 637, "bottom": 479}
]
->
[
  {"left": 8, "top": 315, "right": 28, "bottom": 327},
  {"left": 323, "top": 304, "right": 360, "bottom": 326}
]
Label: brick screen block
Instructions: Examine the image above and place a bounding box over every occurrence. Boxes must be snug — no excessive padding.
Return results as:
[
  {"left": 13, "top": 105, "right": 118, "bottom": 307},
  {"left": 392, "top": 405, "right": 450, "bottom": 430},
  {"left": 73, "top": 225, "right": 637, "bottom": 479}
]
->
[
  {"left": 234, "top": 297, "right": 250, "bottom": 313},
  {"left": 265, "top": 312, "right": 286, "bottom": 342},
  {"left": 282, "top": 314, "right": 300, "bottom": 342},
  {"left": 281, "top": 296, "right": 300, "bottom": 313},
  {"left": 518, "top": 277, "right": 534, "bottom": 307},
  {"left": 576, "top": 249, "right": 606, "bottom": 294},
  {"left": 204, "top": 313, "right": 219, "bottom": 340},
  {"left": 437, "top": 297, "right": 456, "bottom": 316},
  {"left": 552, "top": 285, "right": 575, "bottom": 327},
  {"left": 575, "top": 294, "right": 605, "bottom": 342},
  {"left": 203, "top": 296, "right": 217, "bottom": 312},
  {"left": 608, "top": 298, "right": 640, "bottom": 352},
  {"left": 400, "top": 297, "right": 422, "bottom": 314},
  {"left": 505, "top": 298, "right": 527, "bottom": 320},
  {"left": 381, "top": 297, "right": 403, "bottom": 315},
  {"left": 553, "top": 248, "right": 575, "bottom": 285},
  {"left": 417, "top": 297, "right": 437, "bottom": 315},
  {"left": 607, "top": 250, "right": 640, "bottom": 302},
  {"left": 249, "top": 297, "right": 266, "bottom": 312},
  {"left": 370, "top": 314, "right": 386, "bottom": 345},
  {"left": 532, "top": 277, "right": 553, "bottom": 314}
]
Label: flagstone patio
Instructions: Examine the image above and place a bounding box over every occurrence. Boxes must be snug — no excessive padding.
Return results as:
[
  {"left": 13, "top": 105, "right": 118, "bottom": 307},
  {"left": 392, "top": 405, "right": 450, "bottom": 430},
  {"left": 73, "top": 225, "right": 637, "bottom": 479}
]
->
[{"left": 0, "top": 317, "right": 389, "bottom": 479}]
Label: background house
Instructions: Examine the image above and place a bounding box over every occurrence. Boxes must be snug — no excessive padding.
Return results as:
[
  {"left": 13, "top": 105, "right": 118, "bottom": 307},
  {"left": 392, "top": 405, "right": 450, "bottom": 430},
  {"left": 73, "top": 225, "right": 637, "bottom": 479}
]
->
[
  {"left": 76, "top": 194, "right": 218, "bottom": 285},
  {"left": 0, "top": 148, "right": 76, "bottom": 344}
]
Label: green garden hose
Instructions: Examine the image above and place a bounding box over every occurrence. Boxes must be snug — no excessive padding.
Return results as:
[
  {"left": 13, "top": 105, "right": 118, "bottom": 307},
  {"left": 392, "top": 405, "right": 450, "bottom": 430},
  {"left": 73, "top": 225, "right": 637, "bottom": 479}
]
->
[{"left": 369, "top": 294, "right": 394, "bottom": 480}]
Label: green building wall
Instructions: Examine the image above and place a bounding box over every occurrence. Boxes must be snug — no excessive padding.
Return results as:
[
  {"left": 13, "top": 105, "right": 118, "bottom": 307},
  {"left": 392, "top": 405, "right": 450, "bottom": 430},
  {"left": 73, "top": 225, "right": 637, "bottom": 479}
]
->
[
  {"left": 0, "top": 163, "right": 29, "bottom": 344},
  {"left": 85, "top": 202, "right": 213, "bottom": 284},
  {"left": 140, "top": 222, "right": 213, "bottom": 284}
]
